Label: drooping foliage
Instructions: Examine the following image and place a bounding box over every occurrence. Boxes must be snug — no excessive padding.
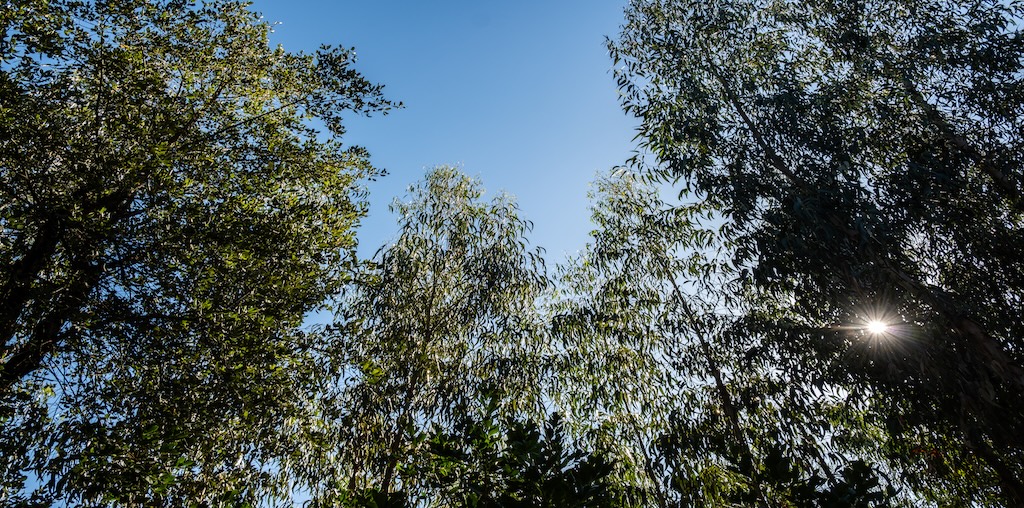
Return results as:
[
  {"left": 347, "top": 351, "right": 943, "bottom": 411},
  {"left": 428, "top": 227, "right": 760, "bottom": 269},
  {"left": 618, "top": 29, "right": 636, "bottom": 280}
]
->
[
  {"left": 316, "top": 167, "right": 553, "bottom": 504},
  {"left": 0, "top": 0, "right": 393, "bottom": 504},
  {"left": 5, "top": 0, "right": 1023, "bottom": 505},
  {"left": 552, "top": 171, "right": 898, "bottom": 506},
  {"left": 611, "top": 0, "right": 1024, "bottom": 504}
]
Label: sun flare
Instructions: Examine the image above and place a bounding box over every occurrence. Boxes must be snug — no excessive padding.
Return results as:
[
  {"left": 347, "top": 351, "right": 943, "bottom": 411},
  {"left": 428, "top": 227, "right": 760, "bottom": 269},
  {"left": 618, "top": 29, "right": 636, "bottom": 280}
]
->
[{"left": 866, "top": 320, "right": 890, "bottom": 335}]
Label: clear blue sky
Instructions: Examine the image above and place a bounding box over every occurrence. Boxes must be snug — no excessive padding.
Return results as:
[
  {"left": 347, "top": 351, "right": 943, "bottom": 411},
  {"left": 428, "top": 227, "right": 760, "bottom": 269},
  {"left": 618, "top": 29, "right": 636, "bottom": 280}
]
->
[{"left": 254, "top": 0, "right": 638, "bottom": 259}]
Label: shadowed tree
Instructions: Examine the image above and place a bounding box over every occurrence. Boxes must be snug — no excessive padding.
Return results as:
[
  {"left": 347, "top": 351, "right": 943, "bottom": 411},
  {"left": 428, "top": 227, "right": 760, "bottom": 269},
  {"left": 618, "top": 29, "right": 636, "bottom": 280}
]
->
[
  {"left": 552, "top": 171, "right": 897, "bottom": 506},
  {"left": 612, "top": 0, "right": 1024, "bottom": 504}
]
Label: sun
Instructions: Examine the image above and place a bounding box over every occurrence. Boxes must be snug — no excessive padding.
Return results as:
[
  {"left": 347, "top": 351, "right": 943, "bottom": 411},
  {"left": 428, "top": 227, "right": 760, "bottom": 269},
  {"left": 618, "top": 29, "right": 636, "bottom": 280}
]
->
[{"left": 866, "top": 320, "right": 890, "bottom": 335}]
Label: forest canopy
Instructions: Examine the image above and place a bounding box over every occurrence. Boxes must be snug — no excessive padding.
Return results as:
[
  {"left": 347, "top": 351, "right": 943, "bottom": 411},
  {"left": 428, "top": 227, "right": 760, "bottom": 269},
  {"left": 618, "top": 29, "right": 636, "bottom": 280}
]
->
[{"left": 2, "top": 0, "right": 1022, "bottom": 506}]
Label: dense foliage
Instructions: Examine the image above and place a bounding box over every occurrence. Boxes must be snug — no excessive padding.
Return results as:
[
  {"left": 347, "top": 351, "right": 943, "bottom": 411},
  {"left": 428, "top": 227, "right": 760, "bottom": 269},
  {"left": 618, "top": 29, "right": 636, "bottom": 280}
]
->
[
  {"left": 611, "top": 0, "right": 1024, "bottom": 504},
  {"left": 551, "top": 171, "right": 899, "bottom": 506},
  {"left": 3, "top": 0, "right": 1022, "bottom": 505},
  {"left": 1, "top": 0, "right": 392, "bottom": 504},
  {"left": 311, "top": 167, "right": 552, "bottom": 504}
]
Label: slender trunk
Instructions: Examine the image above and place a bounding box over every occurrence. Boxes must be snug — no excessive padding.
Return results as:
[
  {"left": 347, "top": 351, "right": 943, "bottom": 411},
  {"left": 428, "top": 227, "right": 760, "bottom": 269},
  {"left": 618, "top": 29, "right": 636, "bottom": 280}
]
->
[
  {"left": 895, "top": 74, "right": 1024, "bottom": 215},
  {"left": 380, "top": 364, "right": 423, "bottom": 495},
  {"left": 660, "top": 259, "right": 765, "bottom": 503},
  {"left": 378, "top": 415, "right": 407, "bottom": 495},
  {"left": 624, "top": 411, "right": 670, "bottom": 508}
]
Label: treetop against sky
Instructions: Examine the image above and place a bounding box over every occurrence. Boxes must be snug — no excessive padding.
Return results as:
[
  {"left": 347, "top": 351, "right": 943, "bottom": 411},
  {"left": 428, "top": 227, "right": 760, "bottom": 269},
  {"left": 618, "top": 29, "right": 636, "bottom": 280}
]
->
[{"left": 4, "top": 0, "right": 1023, "bottom": 505}]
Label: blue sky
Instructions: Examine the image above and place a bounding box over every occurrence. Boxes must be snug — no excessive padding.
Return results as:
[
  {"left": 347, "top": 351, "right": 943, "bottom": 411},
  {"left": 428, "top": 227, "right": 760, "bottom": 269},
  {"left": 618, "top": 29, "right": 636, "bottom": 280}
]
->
[{"left": 255, "top": 0, "right": 638, "bottom": 259}]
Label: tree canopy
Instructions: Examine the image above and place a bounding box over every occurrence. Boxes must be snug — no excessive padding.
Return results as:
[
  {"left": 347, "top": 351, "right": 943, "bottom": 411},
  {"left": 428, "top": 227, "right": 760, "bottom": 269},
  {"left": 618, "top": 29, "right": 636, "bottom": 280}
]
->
[
  {"left": 315, "top": 166, "right": 551, "bottom": 504},
  {"left": 4, "top": 0, "right": 1024, "bottom": 505},
  {"left": 1, "top": 0, "right": 393, "bottom": 504},
  {"left": 611, "top": 0, "right": 1024, "bottom": 504}
]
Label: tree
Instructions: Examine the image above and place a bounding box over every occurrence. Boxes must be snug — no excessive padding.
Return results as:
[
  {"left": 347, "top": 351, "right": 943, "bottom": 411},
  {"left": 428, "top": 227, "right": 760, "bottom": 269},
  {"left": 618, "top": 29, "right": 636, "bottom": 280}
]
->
[
  {"left": 311, "top": 167, "right": 550, "bottom": 505},
  {"left": 0, "top": 0, "right": 394, "bottom": 504},
  {"left": 549, "top": 171, "right": 721, "bottom": 504},
  {"left": 418, "top": 402, "right": 623, "bottom": 508},
  {"left": 612, "top": 0, "right": 1024, "bottom": 504},
  {"left": 552, "top": 171, "right": 897, "bottom": 506}
]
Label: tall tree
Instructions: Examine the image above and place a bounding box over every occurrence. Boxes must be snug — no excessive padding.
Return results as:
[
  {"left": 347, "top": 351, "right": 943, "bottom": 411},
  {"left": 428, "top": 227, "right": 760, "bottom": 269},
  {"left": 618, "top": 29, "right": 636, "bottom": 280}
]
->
[
  {"left": 552, "top": 171, "right": 896, "bottom": 506},
  {"left": 550, "top": 172, "right": 717, "bottom": 503},
  {"left": 612, "top": 0, "right": 1024, "bottom": 504},
  {"left": 0, "top": 0, "right": 394, "bottom": 504},
  {"left": 315, "top": 167, "right": 550, "bottom": 505}
]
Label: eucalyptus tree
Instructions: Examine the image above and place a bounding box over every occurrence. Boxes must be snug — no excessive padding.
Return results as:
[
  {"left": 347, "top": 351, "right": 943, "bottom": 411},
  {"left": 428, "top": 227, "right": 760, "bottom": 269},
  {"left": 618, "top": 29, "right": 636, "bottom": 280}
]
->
[
  {"left": 552, "top": 171, "right": 896, "bottom": 506},
  {"left": 549, "top": 171, "right": 729, "bottom": 503},
  {"left": 612, "top": 0, "right": 1024, "bottom": 503},
  {"left": 319, "top": 167, "right": 550, "bottom": 504},
  {"left": 1, "top": 0, "right": 394, "bottom": 504}
]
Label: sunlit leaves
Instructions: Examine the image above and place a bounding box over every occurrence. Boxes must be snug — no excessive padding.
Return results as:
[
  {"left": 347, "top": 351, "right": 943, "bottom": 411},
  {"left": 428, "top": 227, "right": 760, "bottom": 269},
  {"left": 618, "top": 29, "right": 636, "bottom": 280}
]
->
[
  {"left": 0, "top": 0, "right": 393, "bottom": 504},
  {"left": 316, "top": 167, "right": 550, "bottom": 504}
]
